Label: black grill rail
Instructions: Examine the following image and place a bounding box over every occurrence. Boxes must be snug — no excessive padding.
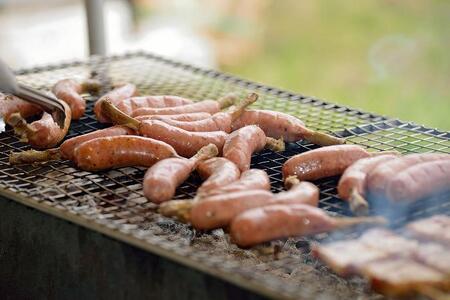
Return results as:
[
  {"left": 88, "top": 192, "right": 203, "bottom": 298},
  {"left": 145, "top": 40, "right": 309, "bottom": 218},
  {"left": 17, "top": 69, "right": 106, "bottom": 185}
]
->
[{"left": 1, "top": 52, "right": 449, "bottom": 300}]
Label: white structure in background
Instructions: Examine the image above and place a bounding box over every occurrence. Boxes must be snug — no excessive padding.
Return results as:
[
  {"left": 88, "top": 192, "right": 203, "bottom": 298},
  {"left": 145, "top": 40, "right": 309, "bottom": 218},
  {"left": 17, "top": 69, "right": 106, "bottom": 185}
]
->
[{"left": 0, "top": 0, "right": 215, "bottom": 69}]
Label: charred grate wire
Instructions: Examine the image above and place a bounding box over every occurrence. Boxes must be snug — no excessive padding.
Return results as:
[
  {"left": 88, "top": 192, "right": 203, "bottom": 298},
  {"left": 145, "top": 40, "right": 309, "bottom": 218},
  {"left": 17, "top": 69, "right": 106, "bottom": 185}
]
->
[{"left": 1, "top": 52, "right": 449, "bottom": 300}]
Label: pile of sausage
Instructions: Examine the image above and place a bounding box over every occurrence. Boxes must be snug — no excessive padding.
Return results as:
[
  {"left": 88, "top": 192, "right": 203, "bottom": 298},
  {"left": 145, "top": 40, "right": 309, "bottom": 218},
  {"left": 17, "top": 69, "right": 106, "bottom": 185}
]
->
[
  {"left": 4, "top": 80, "right": 450, "bottom": 250},
  {"left": 312, "top": 215, "right": 450, "bottom": 298}
]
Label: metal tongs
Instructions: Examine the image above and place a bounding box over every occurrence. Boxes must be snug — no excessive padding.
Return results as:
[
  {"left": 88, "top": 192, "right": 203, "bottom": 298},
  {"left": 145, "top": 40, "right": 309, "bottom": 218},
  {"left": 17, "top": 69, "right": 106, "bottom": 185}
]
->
[{"left": 0, "top": 59, "right": 67, "bottom": 128}]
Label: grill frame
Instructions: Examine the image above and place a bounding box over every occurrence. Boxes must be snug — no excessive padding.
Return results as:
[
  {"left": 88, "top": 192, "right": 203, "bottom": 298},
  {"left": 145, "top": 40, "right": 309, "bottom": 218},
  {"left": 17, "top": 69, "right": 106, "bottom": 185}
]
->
[{"left": 1, "top": 52, "right": 449, "bottom": 300}]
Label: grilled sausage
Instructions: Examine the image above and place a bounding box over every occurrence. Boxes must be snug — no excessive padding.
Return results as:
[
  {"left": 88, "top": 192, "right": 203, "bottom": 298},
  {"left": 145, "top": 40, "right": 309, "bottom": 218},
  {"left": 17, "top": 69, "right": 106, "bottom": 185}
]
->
[
  {"left": 154, "top": 93, "right": 258, "bottom": 133},
  {"left": 196, "top": 157, "right": 241, "bottom": 196},
  {"left": 94, "top": 83, "right": 138, "bottom": 123},
  {"left": 223, "top": 125, "right": 267, "bottom": 172},
  {"left": 143, "top": 144, "right": 218, "bottom": 203},
  {"left": 232, "top": 109, "right": 344, "bottom": 145},
  {"left": 282, "top": 145, "right": 372, "bottom": 181},
  {"left": 337, "top": 154, "right": 399, "bottom": 215},
  {"left": 385, "top": 159, "right": 450, "bottom": 202},
  {"left": 9, "top": 125, "right": 135, "bottom": 164},
  {"left": 73, "top": 135, "right": 177, "bottom": 171},
  {"left": 52, "top": 79, "right": 85, "bottom": 120},
  {"left": 7, "top": 100, "right": 71, "bottom": 149},
  {"left": 132, "top": 93, "right": 237, "bottom": 117},
  {"left": 367, "top": 153, "right": 450, "bottom": 197},
  {"left": 1, "top": 93, "right": 41, "bottom": 120},
  {"left": 230, "top": 204, "right": 385, "bottom": 247},
  {"left": 158, "top": 169, "right": 271, "bottom": 221},
  {"left": 136, "top": 112, "right": 211, "bottom": 122},
  {"left": 116, "top": 95, "right": 193, "bottom": 115},
  {"left": 278, "top": 177, "right": 320, "bottom": 207}
]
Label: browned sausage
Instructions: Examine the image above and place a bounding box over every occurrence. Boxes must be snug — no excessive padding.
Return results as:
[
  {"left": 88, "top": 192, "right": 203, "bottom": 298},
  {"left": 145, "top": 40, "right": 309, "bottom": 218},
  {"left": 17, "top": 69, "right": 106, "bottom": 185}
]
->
[
  {"left": 100, "top": 99, "right": 228, "bottom": 157},
  {"left": 154, "top": 93, "right": 258, "bottom": 133},
  {"left": 136, "top": 112, "right": 211, "bottom": 122},
  {"left": 132, "top": 93, "right": 237, "bottom": 117},
  {"left": 208, "top": 169, "right": 271, "bottom": 196},
  {"left": 158, "top": 169, "right": 271, "bottom": 221},
  {"left": 116, "top": 95, "right": 193, "bottom": 115},
  {"left": 94, "top": 83, "right": 138, "bottom": 123},
  {"left": 385, "top": 159, "right": 450, "bottom": 202},
  {"left": 223, "top": 125, "right": 267, "bottom": 172},
  {"left": 189, "top": 177, "right": 321, "bottom": 230},
  {"left": 230, "top": 204, "right": 385, "bottom": 247},
  {"left": 143, "top": 144, "right": 218, "bottom": 203},
  {"left": 73, "top": 135, "right": 177, "bottom": 171},
  {"left": 1, "top": 93, "right": 42, "bottom": 120},
  {"left": 367, "top": 153, "right": 450, "bottom": 197},
  {"left": 196, "top": 157, "right": 241, "bottom": 195},
  {"left": 9, "top": 125, "right": 135, "bottom": 164},
  {"left": 52, "top": 79, "right": 85, "bottom": 120},
  {"left": 283, "top": 145, "right": 381, "bottom": 181},
  {"left": 337, "top": 154, "right": 399, "bottom": 215},
  {"left": 7, "top": 100, "right": 71, "bottom": 149},
  {"left": 232, "top": 109, "right": 344, "bottom": 145}
]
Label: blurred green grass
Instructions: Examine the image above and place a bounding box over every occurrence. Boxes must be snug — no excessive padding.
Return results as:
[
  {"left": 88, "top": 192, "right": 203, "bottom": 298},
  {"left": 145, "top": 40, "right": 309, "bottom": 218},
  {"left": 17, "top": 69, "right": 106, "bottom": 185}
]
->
[{"left": 223, "top": 0, "right": 450, "bottom": 130}]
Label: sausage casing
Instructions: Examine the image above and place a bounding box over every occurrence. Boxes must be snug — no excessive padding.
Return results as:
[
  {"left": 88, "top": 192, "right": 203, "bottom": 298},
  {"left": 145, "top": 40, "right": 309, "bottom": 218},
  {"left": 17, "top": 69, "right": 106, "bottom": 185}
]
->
[
  {"left": 52, "top": 78, "right": 85, "bottom": 120},
  {"left": 94, "top": 83, "right": 138, "bottom": 123},
  {"left": 116, "top": 95, "right": 193, "bottom": 115},
  {"left": 196, "top": 157, "right": 241, "bottom": 195}
]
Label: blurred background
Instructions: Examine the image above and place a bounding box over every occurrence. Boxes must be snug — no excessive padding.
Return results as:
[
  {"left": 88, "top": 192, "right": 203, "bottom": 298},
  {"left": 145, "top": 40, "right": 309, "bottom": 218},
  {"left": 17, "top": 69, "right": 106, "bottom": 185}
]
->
[{"left": 0, "top": 0, "right": 448, "bottom": 129}]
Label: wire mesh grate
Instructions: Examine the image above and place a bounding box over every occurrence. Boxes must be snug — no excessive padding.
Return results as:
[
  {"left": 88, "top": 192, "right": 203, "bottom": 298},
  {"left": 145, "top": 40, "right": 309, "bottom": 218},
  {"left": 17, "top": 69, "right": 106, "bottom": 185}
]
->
[{"left": 1, "top": 52, "right": 449, "bottom": 300}]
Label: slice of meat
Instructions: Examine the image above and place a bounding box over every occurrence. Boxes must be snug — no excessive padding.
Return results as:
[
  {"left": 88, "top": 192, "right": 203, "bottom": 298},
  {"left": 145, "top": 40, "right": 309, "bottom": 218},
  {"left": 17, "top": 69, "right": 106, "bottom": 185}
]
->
[{"left": 407, "top": 215, "right": 450, "bottom": 246}]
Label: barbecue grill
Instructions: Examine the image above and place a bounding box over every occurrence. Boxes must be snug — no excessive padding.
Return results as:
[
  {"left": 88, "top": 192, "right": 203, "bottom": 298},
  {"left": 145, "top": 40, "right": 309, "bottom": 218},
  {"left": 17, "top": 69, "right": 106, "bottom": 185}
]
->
[{"left": 1, "top": 52, "right": 449, "bottom": 300}]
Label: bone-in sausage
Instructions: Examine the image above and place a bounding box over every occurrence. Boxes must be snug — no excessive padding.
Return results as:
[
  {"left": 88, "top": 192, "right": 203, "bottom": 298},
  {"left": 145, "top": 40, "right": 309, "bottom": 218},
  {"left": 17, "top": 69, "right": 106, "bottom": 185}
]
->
[
  {"left": 232, "top": 109, "right": 344, "bottom": 145},
  {"left": 230, "top": 204, "right": 384, "bottom": 247},
  {"left": 385, "top": 159, "right": 450, "bottom": 202},
  {"left": 132, "top": 93, "right": 237, "bottom": 117},
  {"left": 143, "top": 144, "right": 218, "bottom": 203},
  {"left": 337, "top": 154, "right": 399, "bottom": 214},
  {"left": 52, "top": 78, "right": 85, "bottom": 120},
  {"left": 367, "top": 153, "right": 450, "bottom": 196},
  {"left": 1, "top": 93, "right": 41, "bottom": 120},
  {"left": 116, "top": 95, "right": 193, "bottom": 115},
  {"left": 73, "top": 135, "right": 177, "bottom": 171},
  {"left": 60, "top": 125, "right": 135, "bottom": 161},
  {"left": 136, "top": 112, "right": 211, "bottom": 122},
  {"left": 282, "top": 145, "right": 371, "bottom": 181},
  {"left": 223, "top": 125, "right": 266, "bottom": 172},
  {"left": 196, "top": 157, "right": 241, "bottom": 195},
  {"left": 7, "top": 101, "right": 72, "bottom": 149},
  {"left": 94, "top": 83, "right": 138, "bottom": 123},
  {"left": 139, "top": 120, "right": 228, "bottom": 157}
]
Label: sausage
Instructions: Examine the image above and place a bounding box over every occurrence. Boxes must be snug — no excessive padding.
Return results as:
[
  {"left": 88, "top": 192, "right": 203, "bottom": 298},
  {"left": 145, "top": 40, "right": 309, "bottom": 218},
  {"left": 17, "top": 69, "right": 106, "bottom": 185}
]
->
[
  {"left": 200, "top": 168, "right": 271, "bottom": 198},
  {"left": 139, "top": 120, "right": 228, "bottom": 157},
  {"left": 9, "top": 125, "right": 135, "bottom": 164},
  {"left": 143, "top": 144, "right": 218, "bottom": 203},
  {"left": 1, "top": 93, "right": 42, "bottom": 120},
  {"left": 52, "top": 79, "right": 85, "bottom": 120},
  {"left": 196, "top": 158, "right": 241, "bottom": 195},
  {"left": 59, "top": 125, "right": 135, "bottom": 161},
  {"left": 190, "top": 178, "right": 321, "bottom": 230},
  {"left": 73, "top": 135, "right": 177, "bottom": 171},
  {"left": 116, "top": 95, "right": 193, "bottom": 115},
  {"left": 367, "top": 153, "right": 450, "bottom": 197},
  {"left": 94, "top": 83, "right": 138, "bottom": 123},
  {"left": 136, "top": 112, "right": 211, "bottom": 122},
  {"left": 232, "top": 109, "right": 344, "bottom": 145},
  {"left": 223, "top": 125, "right": 267, "bottom": 172},
  {"left": 337, "top": 154, "right": 399, "bottom": 215},
  {"left": 153, "top": 93, "right": 258, "bottom": 133},
  {"left": 385, "top": 159, "right": 450, "bottom": 202},
  {"left": 282, "top": 145, "right": 372, "bottom": 181},
  {"left": 230, "top": 204, "right": 385, "bottom": 247},
  {"left": 158, "top": 169, "right": 271, "bottom": 220},
  {"left": 132, "top": 93, "right": 237, "bottom": 117},
  {"left": 7, "top": 100, "right": 71, "bottom": 149}
]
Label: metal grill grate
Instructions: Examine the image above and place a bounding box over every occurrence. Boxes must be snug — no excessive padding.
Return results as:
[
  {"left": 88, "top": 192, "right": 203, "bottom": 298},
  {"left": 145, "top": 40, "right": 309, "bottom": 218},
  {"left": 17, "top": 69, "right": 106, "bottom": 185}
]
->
[{"left": 1, "top": 52, "right": 449, "bottom": 300}]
